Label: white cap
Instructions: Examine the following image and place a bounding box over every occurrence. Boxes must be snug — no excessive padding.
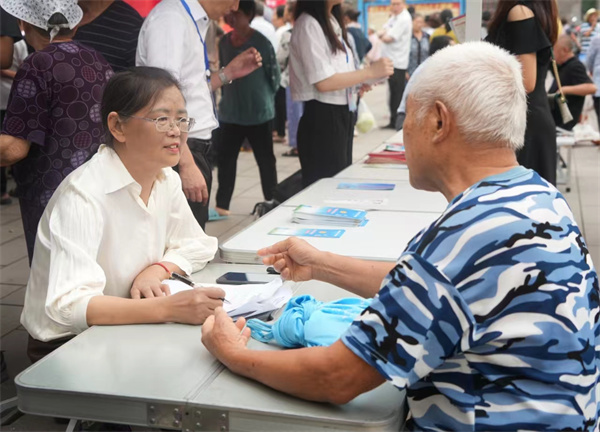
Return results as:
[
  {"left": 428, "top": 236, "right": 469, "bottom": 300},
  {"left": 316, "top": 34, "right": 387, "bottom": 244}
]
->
[{"left": 0, "top": 0, "right": 82, "bottom": 41}]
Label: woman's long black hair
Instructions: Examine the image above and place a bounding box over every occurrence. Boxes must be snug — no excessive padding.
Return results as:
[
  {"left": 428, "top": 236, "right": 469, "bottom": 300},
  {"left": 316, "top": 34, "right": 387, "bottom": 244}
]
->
[
  {"left": 488, "top": 0, "right": 558, "bottom": 45},
  {"left": 294, "top": 0, "right": 348, "bottom": 53}
]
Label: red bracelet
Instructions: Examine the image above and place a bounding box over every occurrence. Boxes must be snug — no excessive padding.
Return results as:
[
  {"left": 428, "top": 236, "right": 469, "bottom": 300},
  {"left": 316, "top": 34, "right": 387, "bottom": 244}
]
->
[{"left": 152, "top": 262, "right": 172, "bottom": 277}]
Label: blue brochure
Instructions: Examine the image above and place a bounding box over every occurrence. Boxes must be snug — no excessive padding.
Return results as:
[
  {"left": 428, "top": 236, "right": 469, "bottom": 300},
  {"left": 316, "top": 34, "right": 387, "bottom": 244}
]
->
[
  {"left": 269, "top": 228, "right": 346, "bottom": 238},
  {"left": 337, "top": 183, "right": 396, "bottom": 191}
]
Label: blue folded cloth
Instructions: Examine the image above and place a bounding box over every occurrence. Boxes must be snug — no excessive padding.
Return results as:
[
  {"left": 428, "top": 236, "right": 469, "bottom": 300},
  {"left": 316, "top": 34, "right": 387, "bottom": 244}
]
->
[{"left": 246, "top": 295, "right": 372, "bottom": 348}]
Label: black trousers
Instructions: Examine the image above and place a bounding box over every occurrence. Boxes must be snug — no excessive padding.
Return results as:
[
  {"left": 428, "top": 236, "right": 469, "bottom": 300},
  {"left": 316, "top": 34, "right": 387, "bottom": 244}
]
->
[
  {"left": 297, "top": 100, "right": 353, "bottom": 187},
  {"left": 388, "top": 68, "right": 406, "bottom": 127},
  {"left": 595, "top": 97, "right": 600, "bottom": 133},
  {"left": 0, "top": 111, "right": 6, "bottom": 195},
  {"left": 173, "top": 138, "right": 212, "bottom": 230},
  {"left": 27, "top": 335, "right": 74, "bottom": 363},
  {"left": 216, "top": 122, "right": 277, "bottom": 210},
  {"left": 274, "top": 86, "right": 287, "bottom": 137}
]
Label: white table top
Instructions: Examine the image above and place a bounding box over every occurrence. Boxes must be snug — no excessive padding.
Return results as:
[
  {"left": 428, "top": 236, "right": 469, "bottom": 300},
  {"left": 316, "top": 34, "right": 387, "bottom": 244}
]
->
[
  {"left": 220, "top": 206, "right": 438, "bottom": 264},
  {"left": 282, "top": 178, "right": 447, "bottom": 214},
  {"left": 336, "top": 162, "right": 411, "bottom": 181},
  {"left": 15, "top": 264, "right": 406, "bottom": 431}
]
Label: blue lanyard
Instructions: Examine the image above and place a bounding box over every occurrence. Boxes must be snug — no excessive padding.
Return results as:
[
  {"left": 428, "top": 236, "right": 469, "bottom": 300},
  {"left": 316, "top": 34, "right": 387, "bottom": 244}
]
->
[
  {"left": 341, "top": 39, "right": 348, "bottom": 64},
  {"left": 179, "top": 0, "right": 211, "bottom": 80}
]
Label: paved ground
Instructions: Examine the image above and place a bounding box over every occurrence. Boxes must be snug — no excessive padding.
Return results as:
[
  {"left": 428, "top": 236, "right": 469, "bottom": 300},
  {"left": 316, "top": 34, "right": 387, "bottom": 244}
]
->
[{"left": 0, "top": 85, "right": 598, "bottom": 431}]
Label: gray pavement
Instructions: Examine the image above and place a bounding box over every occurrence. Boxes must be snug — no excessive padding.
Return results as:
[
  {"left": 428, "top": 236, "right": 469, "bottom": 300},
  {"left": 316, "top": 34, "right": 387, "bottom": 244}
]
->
[{"left": 0, "top": 85, "right": 599, "bottom": 431}]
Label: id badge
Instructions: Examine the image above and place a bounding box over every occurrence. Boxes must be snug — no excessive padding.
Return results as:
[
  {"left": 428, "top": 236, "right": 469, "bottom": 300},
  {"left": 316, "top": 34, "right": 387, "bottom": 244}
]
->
[{"left": 347, "top": 87, "right": 357, "bottom": 112}]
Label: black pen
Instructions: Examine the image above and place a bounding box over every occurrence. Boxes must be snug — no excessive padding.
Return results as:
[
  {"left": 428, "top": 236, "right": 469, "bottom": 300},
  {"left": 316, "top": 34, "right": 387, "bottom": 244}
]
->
[{"left": 171, "top": 272, "right": 230, "bottom": 303}]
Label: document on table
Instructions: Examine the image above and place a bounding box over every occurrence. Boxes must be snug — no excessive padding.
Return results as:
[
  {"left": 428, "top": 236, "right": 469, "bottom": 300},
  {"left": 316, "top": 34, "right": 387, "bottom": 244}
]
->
[{"left": 162, "top": 277, "right": 292, "bottom": 318}]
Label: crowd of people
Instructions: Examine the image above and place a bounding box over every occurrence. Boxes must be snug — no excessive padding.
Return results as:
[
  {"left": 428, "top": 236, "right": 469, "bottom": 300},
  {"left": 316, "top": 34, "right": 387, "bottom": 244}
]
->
[{"left": 0, "top": 0, "right": 598, "bottom": 430}]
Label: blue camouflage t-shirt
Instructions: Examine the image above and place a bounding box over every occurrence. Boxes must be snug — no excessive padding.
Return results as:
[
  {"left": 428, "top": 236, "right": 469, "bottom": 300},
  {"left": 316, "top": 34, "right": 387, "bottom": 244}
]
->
[{"left": 343, "top": 166, "right": 599, "bottom": 431}]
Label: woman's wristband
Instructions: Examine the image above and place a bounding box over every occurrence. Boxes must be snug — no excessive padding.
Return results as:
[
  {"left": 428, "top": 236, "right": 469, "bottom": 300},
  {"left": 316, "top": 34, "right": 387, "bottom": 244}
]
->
[{"left": 151, "top": 262, "right": 172, "bottom": 278}]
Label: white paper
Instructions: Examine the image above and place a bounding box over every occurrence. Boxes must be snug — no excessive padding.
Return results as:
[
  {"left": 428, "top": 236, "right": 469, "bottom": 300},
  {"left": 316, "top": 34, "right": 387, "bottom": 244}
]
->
[{"left": 162, "top": 278, "right": 292, "bottom": 318}]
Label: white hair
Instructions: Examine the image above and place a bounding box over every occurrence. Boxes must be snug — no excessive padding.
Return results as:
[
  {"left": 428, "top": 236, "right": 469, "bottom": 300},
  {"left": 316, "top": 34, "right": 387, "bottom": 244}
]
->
[{"left": 407, "top": 41, "right": 527, "bottom": 151}]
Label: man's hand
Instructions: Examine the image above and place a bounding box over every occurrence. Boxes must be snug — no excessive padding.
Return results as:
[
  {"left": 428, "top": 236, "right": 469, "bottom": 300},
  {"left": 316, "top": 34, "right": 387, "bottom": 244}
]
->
[
  {"left": 164, "top": 287, "right": 226, "bottom": 325},
  {"left": 202, "top": 308, "right": 251, "bottom": 366},
  {"left": 131, "top": 265, "right": 171, "bottom": 299},
  {"left": 257, "top": 237, "right": 321, "bottom": 282},
  {"left": 179, "top": 162, "right": 209, "bottom": 204},
  {"left": 225, "top": 47, "right": 263, "bottom": 81}
]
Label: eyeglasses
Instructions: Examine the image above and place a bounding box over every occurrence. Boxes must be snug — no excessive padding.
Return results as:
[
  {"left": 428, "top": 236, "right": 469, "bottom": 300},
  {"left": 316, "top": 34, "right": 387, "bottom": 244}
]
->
[{"left": 121, "top": 115, "right": 196, "bottom": 133}]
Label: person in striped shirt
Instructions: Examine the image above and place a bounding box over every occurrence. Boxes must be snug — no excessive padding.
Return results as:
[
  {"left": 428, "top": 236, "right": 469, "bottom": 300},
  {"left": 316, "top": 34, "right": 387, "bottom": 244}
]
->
[
  {"left": 579, "top": 8, "right": 600, "bottom": 61},
  {"left": 201, "top": 41, "right": 599, "bottom": 431},
  {"left": 75, "top": 0, "right": 144, "bottom": 73}
]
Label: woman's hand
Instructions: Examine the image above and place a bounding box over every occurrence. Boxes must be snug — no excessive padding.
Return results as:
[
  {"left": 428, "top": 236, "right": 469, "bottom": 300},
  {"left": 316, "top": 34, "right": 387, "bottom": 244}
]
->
[
  {"left": 131, "top": 265, "right": 171, "bottom": 299},
  {"left": 202, "top": 309, "right": 251, "bottom": 366},
  {"left": 164, "top": 287, "right": 226, "bottom": 325},
  {"left": 226, "top": 47, "right": 263, "bottom": 81},
  {"left": 359, "top": 83, "right": 373, "bottom": 97},
  {"left": 368, "top": 58, "right": 394, "bottom": 81},
  {"left": 257, "top": 237, "right": 322, "bottom": 282}
]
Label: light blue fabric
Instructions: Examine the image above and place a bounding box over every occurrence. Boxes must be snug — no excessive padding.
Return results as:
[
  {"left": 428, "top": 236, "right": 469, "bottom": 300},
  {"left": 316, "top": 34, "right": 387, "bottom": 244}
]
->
[{"left": 247, "top": 295, "right": 371, "bottom": 348}]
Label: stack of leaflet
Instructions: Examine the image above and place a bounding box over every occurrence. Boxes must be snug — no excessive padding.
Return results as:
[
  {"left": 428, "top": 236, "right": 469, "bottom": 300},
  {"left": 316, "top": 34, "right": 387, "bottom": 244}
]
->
[
  {"left": 365, "top": 144, "right": 406, "bottom": 164},
  {"left": 292, "top": 205, "right": 368, "bottom": 227}
]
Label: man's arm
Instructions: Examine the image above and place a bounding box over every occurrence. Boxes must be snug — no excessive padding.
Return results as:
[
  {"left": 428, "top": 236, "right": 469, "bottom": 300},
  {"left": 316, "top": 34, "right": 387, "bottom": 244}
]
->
[
  {"left": 562, "top": 83, "right": 597, "bottom": 96},
  {"left": 202, "top": 312, "right": 385, "bottom": 404},
  {"left": 315, "top": 252, "right": 396, "bottom": 298},
  {"left": 0, "top": 36, "right": 14, "bottom": 69},
  {"left": 0, "top": 135, "right": 31, "bottom": 166},
  {"left": 258, "top": 238, "right": 394, "bottom": 298},
  {"left": 563, "top": 62, "right": 597, "bottom": 96}
]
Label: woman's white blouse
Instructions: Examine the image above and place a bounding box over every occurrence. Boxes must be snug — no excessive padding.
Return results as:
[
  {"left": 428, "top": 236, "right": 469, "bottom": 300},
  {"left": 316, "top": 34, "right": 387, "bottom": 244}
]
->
[
  {"left": 21, "top": 145, "right": 218, "bottom": 342},
  {"left": 289, "top": 13, "right": 356, "bottom": 105}
]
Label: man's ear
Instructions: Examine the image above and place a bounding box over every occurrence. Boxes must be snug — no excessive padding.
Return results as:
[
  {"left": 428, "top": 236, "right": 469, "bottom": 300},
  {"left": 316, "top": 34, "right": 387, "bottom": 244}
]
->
[
  {"left": 432, "top": 100, "right": 451, "bottom": 145},
  {"left": 107, "top": 112, "right": 127, "bottom": 144}
]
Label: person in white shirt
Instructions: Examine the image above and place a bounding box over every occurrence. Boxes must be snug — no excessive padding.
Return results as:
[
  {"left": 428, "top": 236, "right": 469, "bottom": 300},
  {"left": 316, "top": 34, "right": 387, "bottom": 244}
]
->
[
  {"left": 136, "top": 0, "right": 263, "bottom": 228},
  {"left": 290, "top": 0, "right": 393, "bottom": 187},
  {"left": 378, "top": 0, "right": 412, "bottom": 128},
  {"left": 251, "top": 0, "right": 277, "bottom": 49},
  {"left": 22, "top": 68, "right": 224, "bottom": 362}
]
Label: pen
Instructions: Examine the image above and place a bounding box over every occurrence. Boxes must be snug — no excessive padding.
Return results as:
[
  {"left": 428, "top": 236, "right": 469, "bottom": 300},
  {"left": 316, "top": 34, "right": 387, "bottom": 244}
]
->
[{"left": 171, "top": 272, "right": 230, "bottom": 304}]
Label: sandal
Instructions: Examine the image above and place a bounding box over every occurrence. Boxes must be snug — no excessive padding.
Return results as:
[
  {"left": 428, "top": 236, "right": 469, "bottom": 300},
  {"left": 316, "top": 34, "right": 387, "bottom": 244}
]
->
[
  {"left": 208, "top": 207, "right": 229, "bottom": 221},
  {"left": 282, "top": 148, "right": 299, "bottom": 157}
]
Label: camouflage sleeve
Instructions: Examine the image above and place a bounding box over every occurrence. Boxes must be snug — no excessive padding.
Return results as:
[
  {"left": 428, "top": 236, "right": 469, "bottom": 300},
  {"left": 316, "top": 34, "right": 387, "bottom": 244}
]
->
[{"left": 342, "top": 251, "right": 475, "bottom": 388}]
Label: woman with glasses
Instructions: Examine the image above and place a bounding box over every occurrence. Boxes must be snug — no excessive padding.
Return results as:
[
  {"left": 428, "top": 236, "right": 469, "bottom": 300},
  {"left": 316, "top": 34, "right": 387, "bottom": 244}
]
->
[{"left": 21, "top": 67, "right": 224, "bottom": 362}]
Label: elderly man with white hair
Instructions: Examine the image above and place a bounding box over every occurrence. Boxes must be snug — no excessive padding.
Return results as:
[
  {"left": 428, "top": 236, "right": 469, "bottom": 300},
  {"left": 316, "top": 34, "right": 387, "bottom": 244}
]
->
[{"left": 201, "top": 42, "right": 599, "bottom": 431}]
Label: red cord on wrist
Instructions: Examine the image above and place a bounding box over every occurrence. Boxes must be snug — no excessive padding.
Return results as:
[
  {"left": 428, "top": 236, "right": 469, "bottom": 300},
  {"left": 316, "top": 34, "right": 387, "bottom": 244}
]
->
[{"left": 152, "top": 262, "right": 172, "bottom": 277}]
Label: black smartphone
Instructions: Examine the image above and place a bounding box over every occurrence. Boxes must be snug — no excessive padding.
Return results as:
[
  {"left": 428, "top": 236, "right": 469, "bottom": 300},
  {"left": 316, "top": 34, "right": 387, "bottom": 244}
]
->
[{"left": 216, "top": 272, "right": 279, "bottom": 285}]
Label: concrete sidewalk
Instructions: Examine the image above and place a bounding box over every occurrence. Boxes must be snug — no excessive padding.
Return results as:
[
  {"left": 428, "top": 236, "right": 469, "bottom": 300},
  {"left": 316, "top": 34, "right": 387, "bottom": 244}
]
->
[{"left": 0, "top": 85, "right": 598, "bottom": 431}]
